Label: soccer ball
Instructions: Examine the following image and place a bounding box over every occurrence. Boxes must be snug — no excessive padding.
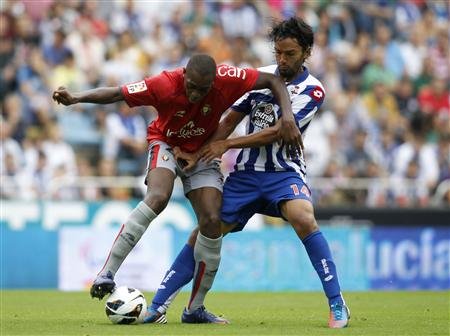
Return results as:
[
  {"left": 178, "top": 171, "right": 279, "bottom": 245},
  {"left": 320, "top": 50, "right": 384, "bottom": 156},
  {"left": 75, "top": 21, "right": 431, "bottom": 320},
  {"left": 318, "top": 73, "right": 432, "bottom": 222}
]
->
[{"left": 105, "top": 286, "right": 147, "bottom": 324}]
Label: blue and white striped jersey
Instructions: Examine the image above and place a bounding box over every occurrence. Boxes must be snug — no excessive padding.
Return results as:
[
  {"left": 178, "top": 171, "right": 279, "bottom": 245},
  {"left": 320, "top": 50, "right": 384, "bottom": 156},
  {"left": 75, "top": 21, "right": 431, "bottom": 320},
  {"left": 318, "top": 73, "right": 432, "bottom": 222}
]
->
[{"left": 231, "top": 65, "right": 325, "bottom": 182}]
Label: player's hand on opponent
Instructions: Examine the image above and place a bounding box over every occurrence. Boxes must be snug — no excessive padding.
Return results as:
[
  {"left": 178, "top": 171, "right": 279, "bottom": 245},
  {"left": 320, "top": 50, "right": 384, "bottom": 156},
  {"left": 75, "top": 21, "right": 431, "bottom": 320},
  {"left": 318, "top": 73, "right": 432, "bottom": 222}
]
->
[
  {"left": 52, "top": 86, "right": 78, "bottom": 106},
  {"left": 279, "top": 118, "right": 303, "bottom": 158},
  {"left": 199, "top": 140, "right": 228, "bottom": 163},
  {"left": 173, "top": 146, "right": 199, "bottom": 171}
]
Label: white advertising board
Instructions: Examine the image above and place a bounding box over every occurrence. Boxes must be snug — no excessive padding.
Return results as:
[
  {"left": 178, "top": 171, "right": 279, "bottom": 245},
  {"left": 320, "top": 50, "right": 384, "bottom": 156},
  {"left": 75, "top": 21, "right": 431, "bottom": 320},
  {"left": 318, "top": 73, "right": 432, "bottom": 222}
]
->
[{"left": 58, "top": 226, "right": 172, "bottom": 291}]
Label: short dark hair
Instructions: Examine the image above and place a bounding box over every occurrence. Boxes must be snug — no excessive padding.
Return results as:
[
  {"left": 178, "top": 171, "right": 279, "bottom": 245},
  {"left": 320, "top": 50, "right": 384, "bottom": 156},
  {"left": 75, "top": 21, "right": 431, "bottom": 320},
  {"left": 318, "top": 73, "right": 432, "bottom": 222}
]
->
[
  {"left": 186, "top": 54, "right": 216, "bottom": 78},
  {"left": 269, "top": 17, "right": 314, "bottom": 51}
]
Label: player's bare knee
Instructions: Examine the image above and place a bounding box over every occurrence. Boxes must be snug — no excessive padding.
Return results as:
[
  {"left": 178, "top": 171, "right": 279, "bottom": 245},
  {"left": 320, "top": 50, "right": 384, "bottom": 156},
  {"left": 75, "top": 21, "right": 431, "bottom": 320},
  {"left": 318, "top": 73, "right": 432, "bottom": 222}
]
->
[
  {"left": 291, "top": 212, "right": 318, "bottom": 238},
  {"left": 198, "top": 213, "right": 221, "bottom": 238},
  {"left": 144, "top": 192, "right": 170, "bottom": 214}
]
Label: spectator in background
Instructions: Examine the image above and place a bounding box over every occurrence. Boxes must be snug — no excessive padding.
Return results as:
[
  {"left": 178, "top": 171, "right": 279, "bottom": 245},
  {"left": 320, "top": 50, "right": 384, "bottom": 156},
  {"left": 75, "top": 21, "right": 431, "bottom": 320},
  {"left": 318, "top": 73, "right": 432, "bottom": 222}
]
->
[
  {"left": 19, "top": 149, "right": 52, "bottom": 200},
  {"left": 427, "top": 27, "right": 449, "bottom": 81},
  {"left": 436, "top": 133, "right": 450, "bottom": 188},
  {"left": 50, "top": 50, "right": 87, "bottom": 93},
  {"left": 0, "top": 121, "right": 24, "bottom": 183},
  {"left": 399, "top": 23, "right": 427, "bottom": 79},
  {"left": 365, "top": 160, "right": 389, "bottom": 207},
  {"left": 418, "top": 78, "right": 450, "bottom": 117},
  {"left": 219, "top": 0, "right": 261, "bottom": 40},
  {"left": 102, "top": 101, "right": 147, "bottom": 176},
  {"left": 41, "top": 122, "right": 77, "bottom": 182},
  {"left": 349, "top": 1, "right": 394, "bottom": 35},
  {"left": 42, "top": 29, "right": 72, "bottom": 67},
  {"left": 108, "top": 0, "right": 148, "bottom": 37},
  {"left": 76, "top": 156, "right": 101, "bottom": 201},
  {"left": 394, "top": 76, "right": 419, "bottom": 121},
  {"left": 341, "top": 32, "right": 371, "bottom": 88},
  {"left": 344, "top": 128, "right": 375, "bottom": 179},
  {"left": 413, "top": 56, "right": 435, "bottom": 94},
  {"left": 308, "top": 29, "right": 329, "bottom": 80},
  {"left": 197, "top": 22, "right": 232, "bottom": 64},
  {"left": 66, "top": 17, "right": 105, "bottom": 74},
  {"left": 2, "top": 94, "right": 25, "bottom": 142},
  {"left": 361, "top": 46, "right": 396, "bottom": 91},
  {"left": 362, "top": 81, "right": 404, "bottom": 132},
  {"left": 371, "top": 126, "right": 398, "bottom": 175},
  {"left": 392, "top": 114, "right": 439, "bottom": 207},
  {"left": 394, "top": 0, "right": 422, "bottom": 39}
]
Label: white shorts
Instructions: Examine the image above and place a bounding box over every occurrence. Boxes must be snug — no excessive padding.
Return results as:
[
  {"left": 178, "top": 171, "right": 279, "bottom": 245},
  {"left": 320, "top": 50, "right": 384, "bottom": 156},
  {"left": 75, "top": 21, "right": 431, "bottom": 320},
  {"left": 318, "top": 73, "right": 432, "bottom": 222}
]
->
[{"left": 146, "top": 140, "right": 224, "bottom": 194}]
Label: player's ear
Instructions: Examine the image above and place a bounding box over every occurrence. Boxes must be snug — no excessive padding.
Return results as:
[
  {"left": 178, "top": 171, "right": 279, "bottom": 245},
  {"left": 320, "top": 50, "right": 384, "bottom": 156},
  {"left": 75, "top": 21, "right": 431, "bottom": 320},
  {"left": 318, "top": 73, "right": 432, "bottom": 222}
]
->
[{"left": 305, "top": 47, "right": 312, "bottom": 58}]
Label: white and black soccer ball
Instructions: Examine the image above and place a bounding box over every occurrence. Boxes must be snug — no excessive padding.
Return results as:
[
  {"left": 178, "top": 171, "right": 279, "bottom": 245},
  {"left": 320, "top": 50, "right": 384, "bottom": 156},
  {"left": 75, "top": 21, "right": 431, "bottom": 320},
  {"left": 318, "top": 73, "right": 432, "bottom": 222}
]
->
[{"left": 105, "top": 286, "right": 147, "bottom": 324}]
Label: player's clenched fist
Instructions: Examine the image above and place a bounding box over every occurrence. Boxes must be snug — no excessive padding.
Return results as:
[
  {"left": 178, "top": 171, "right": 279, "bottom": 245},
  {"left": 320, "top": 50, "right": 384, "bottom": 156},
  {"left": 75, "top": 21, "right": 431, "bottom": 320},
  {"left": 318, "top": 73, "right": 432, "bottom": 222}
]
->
[{"left": 52, "top": 86, "right": 78, "bottom": 105}]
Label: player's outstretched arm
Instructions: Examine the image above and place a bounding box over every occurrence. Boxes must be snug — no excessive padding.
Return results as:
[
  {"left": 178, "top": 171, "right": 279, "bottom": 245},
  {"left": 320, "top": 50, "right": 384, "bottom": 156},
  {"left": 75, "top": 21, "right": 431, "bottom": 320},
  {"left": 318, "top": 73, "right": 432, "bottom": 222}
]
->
[
  {"left": 251, "top": 72, "right": 303, "bottom": 155},
  {"left": 52, "top": 86, "right": 123, "bottom": 106}
]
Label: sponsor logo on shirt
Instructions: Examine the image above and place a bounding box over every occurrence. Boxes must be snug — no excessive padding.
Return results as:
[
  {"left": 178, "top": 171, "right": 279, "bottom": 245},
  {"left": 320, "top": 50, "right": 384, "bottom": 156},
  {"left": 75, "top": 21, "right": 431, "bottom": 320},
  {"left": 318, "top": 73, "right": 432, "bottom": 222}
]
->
[
  {"left": 166, "top": 121, "right": 205, "bottom": 139},
  {"left": 217, "top": 65, "right": 247, "bottom": 80},
  {"left": 251, "top": 102, "right": 276, "bottom": 130},
  {"left": 175, "top": 110, "right": 186, "bottom": 117},
  {"left": 126, "top": 80, "right": 147, "bottom": 93}
]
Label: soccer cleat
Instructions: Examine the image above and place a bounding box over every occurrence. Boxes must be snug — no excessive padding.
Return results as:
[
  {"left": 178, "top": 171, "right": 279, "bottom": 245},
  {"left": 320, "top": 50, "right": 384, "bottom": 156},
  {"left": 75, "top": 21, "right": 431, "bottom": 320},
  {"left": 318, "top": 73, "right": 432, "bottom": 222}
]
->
[
  {"left": 181, "top": 306, "right": 229, "bottom": 324},
  {"left": 90, "top": 271, "right": 116, "bottom": 300},
  {"left": 143, "top": 307, "right": 168, "bottom": 324},
  {"left": 328, "top": 303, "right": 350, "bottom": 328}
]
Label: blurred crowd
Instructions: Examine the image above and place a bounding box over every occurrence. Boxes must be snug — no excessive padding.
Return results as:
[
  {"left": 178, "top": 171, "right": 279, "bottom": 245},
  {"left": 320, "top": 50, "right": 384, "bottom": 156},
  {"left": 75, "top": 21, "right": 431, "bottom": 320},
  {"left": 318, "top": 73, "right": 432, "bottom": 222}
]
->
[{"left": 0, "top": 0, "right": 449, "bottom": 207}]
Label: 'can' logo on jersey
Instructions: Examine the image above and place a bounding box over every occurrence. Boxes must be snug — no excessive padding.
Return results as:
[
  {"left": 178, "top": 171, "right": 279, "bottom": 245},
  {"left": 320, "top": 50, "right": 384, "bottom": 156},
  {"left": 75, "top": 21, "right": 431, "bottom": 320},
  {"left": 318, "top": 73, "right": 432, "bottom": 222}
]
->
[{"left": 126, "top": 80, "right": 147, "bottom": 93}]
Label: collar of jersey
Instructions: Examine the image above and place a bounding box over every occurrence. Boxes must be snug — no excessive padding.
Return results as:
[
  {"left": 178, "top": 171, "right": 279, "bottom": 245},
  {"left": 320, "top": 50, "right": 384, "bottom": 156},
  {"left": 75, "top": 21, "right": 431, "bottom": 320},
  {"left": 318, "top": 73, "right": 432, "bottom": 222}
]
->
[{"left": 275, "top": 66, "right": 309, "bottom": 86}]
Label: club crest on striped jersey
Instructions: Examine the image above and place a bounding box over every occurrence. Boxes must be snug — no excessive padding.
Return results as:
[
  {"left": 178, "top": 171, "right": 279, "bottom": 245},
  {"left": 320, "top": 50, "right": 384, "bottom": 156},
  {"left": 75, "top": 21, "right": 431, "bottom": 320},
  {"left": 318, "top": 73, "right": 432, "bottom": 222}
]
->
[{"left": 290, "top": 85, "right": 301, "bottom": 95}]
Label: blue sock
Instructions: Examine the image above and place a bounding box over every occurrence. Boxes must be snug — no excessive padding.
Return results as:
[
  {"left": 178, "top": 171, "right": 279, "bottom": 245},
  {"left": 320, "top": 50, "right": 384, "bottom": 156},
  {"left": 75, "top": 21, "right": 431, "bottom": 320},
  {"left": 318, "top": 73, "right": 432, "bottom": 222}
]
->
[
  {"left": 151, "top": 244, "right": 195, "bottom": 311},
  {"left": 302, "top": 231, "right": 343, "bottom": 306}
]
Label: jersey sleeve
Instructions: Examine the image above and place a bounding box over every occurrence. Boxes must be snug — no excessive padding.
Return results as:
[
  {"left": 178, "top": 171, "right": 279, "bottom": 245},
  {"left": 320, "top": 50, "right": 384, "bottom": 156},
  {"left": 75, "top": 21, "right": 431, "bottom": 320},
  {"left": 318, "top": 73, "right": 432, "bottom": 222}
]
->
[
  {"left": 121, "top": 71, "right": 174, "bottom": 107},
  {"left": 231, "top": 92, "right": 252, "bottom": 115},
  {"left": 293, "top": 85, "right": 326, "bottom": 131}
]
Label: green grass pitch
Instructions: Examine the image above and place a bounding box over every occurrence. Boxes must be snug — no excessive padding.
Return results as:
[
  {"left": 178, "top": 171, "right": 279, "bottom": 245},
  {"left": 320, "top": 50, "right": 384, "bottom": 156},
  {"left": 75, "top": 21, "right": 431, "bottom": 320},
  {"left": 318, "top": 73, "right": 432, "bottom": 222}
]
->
[{"left": 1, "top": 291, "right": 449, "bottom": 335}]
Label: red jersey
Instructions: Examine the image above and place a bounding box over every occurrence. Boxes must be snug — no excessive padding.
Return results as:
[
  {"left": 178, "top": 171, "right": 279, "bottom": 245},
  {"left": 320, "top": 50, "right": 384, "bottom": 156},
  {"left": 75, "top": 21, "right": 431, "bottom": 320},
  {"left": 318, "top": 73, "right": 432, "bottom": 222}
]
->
[{"left": 121, "top": 65, "right": 259, "bottom": 152}]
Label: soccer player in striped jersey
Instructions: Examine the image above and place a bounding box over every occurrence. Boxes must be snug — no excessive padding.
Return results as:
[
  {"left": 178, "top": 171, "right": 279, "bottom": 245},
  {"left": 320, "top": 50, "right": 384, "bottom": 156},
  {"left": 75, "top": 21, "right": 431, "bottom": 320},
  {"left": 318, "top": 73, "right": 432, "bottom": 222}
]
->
[{"left": 147, "top": 17, "right": 350, "bottom": 328}]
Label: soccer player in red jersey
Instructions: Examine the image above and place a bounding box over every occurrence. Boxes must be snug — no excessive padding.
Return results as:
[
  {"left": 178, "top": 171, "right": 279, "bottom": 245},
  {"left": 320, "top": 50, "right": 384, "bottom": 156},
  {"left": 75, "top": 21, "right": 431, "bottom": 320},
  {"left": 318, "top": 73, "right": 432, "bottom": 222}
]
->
[{"left": 52, "top": 54, "right": 301, "bottom": 322}]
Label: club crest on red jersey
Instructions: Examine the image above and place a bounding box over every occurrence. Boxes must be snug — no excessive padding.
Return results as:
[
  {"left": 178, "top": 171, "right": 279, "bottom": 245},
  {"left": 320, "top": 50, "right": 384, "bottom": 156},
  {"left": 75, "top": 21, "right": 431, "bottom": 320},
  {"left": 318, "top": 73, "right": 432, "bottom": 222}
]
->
[{"left": 202, "top": 104, "right": 212, "bottom": 116}]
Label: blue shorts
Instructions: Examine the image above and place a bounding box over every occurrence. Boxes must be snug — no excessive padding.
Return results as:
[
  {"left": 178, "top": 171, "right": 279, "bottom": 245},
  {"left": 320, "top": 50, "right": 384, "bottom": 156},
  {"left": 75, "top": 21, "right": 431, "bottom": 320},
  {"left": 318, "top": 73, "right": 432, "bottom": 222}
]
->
[{"left": 221, "top": 171, "right": 312, "bottom": 232}]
